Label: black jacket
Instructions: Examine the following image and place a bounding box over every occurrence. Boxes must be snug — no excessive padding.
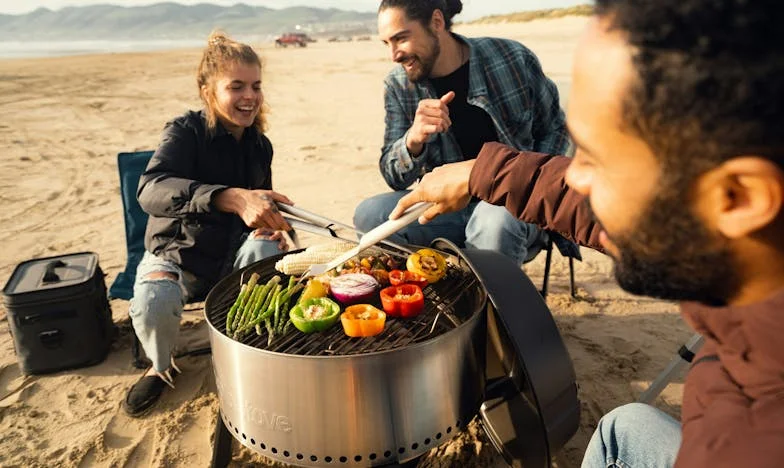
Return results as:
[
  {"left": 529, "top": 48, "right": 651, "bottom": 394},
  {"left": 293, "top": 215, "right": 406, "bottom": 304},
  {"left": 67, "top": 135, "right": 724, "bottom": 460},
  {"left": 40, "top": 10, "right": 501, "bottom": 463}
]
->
[{"left": 138, "top": 110, "right": 273, "bottom": 285}]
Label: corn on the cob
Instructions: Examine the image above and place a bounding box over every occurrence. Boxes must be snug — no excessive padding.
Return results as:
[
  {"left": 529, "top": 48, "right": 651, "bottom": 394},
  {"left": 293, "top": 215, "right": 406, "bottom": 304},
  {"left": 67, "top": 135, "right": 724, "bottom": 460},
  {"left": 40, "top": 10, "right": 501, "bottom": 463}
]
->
[
  {"left": 305, "top": 240, "right": 355, "bottom": 253},
  {"left": 274, "top": 241, "right": 354, "bottom": 275}
]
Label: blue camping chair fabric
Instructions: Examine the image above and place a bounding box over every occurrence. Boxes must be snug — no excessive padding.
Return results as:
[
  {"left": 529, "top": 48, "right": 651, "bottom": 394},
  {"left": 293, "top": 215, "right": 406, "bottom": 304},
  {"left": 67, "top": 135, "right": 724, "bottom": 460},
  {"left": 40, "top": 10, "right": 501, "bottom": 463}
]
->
[
  {"left": 109, "top": 151, "right": 154, "bottom": 300},
  {"left": 110, "top": 150, "right": 210, "bottom": 368}
]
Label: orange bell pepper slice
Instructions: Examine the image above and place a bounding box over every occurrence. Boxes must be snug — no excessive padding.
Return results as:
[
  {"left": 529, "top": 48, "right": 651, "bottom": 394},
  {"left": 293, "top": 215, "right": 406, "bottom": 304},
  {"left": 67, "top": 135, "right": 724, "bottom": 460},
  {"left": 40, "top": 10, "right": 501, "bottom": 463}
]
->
[{"left": 341, "top": 304, "right": 387, "bottom": 337}]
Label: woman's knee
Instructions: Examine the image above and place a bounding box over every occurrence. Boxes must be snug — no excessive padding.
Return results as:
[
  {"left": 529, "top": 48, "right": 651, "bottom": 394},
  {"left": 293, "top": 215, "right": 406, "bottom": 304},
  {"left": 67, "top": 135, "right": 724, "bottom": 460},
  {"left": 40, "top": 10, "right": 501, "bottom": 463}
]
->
[
  {"left": 129, "top": 273, "right": 184, "bottom": 326},
  {"left": 235, "top": 238, "right": 284, "bottom": 269}
]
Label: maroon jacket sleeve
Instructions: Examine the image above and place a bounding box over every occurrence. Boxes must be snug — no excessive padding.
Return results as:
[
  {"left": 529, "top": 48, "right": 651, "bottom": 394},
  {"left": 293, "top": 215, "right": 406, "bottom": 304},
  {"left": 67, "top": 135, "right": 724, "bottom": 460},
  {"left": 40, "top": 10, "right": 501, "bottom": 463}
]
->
[{"left": 468, "top": 142, "right": 603, "bottom": 251}]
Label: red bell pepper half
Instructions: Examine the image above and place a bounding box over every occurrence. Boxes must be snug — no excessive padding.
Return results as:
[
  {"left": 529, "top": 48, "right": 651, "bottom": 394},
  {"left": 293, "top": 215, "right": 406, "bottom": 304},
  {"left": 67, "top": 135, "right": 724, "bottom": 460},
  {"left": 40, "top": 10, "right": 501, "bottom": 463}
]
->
[
  {"left": 388, "top": 270, "right": 429, "bottom": 289},
  {"left": 379, "top": 284, "right": 425, "bottom": 318}
]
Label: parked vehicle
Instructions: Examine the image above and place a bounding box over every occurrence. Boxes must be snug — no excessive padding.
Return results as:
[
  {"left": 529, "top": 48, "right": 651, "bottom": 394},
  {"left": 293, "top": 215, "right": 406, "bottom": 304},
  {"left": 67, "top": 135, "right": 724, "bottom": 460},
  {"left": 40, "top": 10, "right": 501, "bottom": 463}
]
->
[{"left": 275, "top": 33, "right": 312, "bottom": 48}]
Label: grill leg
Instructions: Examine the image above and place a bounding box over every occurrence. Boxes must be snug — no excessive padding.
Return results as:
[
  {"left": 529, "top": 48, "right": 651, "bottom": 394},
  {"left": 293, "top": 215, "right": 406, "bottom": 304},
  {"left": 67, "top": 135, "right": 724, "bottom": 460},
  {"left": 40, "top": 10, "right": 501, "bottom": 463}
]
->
[
  {"left": 386, "top": 455, "right": 422, "bottom": 467},
  {"left": 211, "top": 410, "right": 233, "bottom": 468}
]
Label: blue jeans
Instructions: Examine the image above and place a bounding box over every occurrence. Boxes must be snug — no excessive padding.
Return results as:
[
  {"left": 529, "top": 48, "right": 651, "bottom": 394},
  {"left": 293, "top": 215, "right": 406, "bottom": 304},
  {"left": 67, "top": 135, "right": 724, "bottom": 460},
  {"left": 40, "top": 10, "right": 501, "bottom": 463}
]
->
[
  {"left": 582, "top": 403, "right": 682, "bottom": 468},
  {"left": 353, "top": 191, "right": 546, "bottom": 264},
  {"left": 129, "top": 234, "right": 284, "bottom": 372}
]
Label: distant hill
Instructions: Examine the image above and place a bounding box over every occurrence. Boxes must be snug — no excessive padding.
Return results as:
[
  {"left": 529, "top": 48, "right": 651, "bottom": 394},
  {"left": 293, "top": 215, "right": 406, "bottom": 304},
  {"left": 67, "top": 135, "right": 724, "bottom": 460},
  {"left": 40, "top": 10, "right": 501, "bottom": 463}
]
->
[
  {"left": 0, "top": 3, "right": 378, "bottom": 41},
  {"left": 469, "top": 4, "right": 593, "bottom": 24}
]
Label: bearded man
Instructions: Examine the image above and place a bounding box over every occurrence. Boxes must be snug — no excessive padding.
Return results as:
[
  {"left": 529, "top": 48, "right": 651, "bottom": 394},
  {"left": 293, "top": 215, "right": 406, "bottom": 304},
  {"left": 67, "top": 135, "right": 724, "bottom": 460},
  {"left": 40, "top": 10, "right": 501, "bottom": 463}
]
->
[
  {"left": 390, "top": 0, "right": 784, "bottom": 466},
  {"left": 353, "top": 0, "right": 573, "bottom": 266}
]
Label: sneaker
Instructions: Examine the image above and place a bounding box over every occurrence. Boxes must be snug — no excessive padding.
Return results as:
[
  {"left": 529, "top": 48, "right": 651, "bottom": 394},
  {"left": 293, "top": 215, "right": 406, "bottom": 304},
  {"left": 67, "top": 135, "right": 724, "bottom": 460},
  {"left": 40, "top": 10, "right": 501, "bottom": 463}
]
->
[{"left": 122, "top": 367, "right": 179, "bottom": 417}]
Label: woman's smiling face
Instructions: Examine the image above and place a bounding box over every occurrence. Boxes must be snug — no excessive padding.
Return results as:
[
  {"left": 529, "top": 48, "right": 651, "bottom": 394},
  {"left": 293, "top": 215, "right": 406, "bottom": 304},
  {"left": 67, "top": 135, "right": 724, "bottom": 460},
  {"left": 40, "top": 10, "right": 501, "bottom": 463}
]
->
[{"left": 208, "top": 61, "right": 262, "bottom": 140}]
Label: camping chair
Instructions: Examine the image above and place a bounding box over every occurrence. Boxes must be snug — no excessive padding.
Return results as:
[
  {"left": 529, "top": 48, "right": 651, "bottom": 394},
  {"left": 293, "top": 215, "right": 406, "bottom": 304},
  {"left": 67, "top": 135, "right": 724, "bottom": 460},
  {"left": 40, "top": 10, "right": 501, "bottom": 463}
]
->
[
  {"left": 540, "top": 231, "right": 579, "bottom": 299},
  {"left": 109, "top": 150, "right": 210, "bottom": 369}
]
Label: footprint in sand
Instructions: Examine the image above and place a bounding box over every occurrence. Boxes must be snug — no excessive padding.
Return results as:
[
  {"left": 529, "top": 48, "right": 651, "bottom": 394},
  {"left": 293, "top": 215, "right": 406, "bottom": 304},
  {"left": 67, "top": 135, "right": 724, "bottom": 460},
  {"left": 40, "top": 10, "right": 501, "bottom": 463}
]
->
[
  {"left": 298, "top": 145, "right": 317, "bottom": 151},
  {"left": 0, "top": 364, "right": 39, "bottom": 408},
  {"left": 103, "top": 412, "right": 145, "bottom": 451}
]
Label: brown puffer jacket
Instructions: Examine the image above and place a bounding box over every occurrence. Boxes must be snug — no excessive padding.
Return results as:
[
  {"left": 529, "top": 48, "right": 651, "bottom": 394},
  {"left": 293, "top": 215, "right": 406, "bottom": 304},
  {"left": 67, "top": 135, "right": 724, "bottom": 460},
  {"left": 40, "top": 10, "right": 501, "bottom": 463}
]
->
[
  {"left": 469, "top": 142, "right": 784, "bottom": 467},
  {"left": 468, "top": 142, "right": 602, "bottom": 251}
]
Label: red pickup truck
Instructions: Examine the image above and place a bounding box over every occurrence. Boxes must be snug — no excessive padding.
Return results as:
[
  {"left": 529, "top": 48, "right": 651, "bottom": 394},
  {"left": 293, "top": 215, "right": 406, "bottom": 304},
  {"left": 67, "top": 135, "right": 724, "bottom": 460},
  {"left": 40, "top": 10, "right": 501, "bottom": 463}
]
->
[{"left": 275, "top": 33, "right": 311, "bottom": 48}]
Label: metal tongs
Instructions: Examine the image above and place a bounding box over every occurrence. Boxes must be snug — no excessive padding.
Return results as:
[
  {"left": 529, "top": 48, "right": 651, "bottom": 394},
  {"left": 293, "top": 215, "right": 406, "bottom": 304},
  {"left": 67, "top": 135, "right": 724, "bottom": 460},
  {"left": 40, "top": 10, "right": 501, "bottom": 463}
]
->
[{"left": 277, "top": 202, "right": 432, "bottom": 283}]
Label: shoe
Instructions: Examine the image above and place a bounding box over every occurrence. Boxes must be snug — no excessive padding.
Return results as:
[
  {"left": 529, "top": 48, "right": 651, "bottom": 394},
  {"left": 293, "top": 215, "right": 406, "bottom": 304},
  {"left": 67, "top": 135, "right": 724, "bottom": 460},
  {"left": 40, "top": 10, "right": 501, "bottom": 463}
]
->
[{"left": 122, "top": 362, "right": 180, "bottom": 417}]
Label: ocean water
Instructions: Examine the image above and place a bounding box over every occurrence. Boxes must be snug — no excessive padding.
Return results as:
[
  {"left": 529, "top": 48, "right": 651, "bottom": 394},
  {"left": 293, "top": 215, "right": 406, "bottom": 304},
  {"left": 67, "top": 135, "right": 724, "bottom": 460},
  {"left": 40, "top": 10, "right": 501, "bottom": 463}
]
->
[{"left": 0, "top": 39, "right": 211, "bottom": 59}]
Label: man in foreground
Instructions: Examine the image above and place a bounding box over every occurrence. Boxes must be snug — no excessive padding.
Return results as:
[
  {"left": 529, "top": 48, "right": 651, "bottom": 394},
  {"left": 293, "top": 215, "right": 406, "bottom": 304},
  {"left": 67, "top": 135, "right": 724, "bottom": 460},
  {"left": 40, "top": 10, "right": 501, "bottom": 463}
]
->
[
  {"left": 354, "top": 0, "right": 571, "bottom": 265},
  {"left": 391, "top": 0, "right": 784, "bottom": 465}
]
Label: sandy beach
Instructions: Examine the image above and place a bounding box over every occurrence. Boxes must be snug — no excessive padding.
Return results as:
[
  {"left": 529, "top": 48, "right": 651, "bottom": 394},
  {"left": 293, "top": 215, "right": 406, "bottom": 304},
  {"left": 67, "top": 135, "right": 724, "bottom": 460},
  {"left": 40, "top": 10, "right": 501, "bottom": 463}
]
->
[{"left": 0, "top": 17, "right": 693, "bottom": 467}]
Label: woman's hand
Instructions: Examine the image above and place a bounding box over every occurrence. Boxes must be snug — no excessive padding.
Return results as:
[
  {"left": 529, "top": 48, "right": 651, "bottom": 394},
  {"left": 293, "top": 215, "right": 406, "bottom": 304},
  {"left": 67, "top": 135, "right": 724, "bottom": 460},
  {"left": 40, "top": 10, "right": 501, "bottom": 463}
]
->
[{"left": 215, "top": 188, "right": 293, "bottom": 231}]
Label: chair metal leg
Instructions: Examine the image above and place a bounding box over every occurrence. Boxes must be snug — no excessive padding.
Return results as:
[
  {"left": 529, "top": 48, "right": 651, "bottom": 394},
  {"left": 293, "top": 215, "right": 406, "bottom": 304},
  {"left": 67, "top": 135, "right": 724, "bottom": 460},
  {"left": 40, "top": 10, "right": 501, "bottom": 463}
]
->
[
  {"left": 569, "top": 257, "right": 576, "bottom": 298},
  {"left": 211, "top": 410, "right": 234, "bottom": 468},
  {"left": 540, "top": 242, "right": 554, "bottom": 298},
  {"left": 638, "top": 334, "right": 704, "bottom": 404}
]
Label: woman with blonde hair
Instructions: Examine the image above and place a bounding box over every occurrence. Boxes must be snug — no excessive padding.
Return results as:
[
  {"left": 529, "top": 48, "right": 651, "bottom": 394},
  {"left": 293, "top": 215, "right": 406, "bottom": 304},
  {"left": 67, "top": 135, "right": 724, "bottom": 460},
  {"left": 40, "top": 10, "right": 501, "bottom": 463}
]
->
[{"left": 123, "top": 31, "right": 294, "bottom": 416}]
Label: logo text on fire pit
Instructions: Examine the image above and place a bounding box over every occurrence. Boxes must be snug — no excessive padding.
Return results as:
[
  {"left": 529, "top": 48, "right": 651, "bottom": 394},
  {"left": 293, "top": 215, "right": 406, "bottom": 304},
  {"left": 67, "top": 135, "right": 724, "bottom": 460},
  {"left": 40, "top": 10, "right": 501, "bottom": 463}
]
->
[{"left": 244, "top": 401, "right": 292, "bottom": 433}]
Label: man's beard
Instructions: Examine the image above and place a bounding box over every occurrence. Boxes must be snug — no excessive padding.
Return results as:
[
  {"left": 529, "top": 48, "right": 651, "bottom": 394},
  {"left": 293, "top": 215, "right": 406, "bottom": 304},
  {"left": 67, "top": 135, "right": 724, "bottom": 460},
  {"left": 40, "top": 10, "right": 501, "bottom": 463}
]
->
[
  {"left": 596, "top": 184, "right": 739, "bottom": 304},
  {"left": 401, "top": 32, "right": 440, "bottom": 83}
]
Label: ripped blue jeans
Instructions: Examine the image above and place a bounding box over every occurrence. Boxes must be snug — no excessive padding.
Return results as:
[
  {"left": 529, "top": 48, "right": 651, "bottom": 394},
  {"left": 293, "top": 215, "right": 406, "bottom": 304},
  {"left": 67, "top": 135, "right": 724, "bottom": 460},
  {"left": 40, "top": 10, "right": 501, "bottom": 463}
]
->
[
  {"left": 129, "top": 234, "right": 284, "bottom": 372},
  {"left": 581, "top": 403, "right": 681, "bottom": 468}
]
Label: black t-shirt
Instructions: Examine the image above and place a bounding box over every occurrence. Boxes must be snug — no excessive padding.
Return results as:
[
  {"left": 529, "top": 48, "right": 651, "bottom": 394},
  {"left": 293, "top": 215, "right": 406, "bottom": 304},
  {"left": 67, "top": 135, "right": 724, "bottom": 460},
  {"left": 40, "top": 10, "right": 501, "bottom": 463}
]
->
[{"left": 430, "top": 60, "right": 497, "bottom": 160}]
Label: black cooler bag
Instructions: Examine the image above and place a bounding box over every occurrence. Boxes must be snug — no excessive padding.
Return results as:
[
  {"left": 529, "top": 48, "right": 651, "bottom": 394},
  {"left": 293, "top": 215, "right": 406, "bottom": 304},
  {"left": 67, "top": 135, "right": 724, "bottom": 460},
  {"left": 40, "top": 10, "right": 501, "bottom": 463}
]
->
[{"left": 3, "top": 252, "right": 114, "bottom": 374}]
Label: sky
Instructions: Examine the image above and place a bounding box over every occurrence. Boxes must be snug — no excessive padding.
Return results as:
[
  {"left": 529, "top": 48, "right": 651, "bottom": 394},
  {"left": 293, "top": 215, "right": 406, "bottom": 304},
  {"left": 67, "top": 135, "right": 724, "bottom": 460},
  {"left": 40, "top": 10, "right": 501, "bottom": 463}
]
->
[{"left": 0, "top": 0, "right": 587, "bottom": 20}]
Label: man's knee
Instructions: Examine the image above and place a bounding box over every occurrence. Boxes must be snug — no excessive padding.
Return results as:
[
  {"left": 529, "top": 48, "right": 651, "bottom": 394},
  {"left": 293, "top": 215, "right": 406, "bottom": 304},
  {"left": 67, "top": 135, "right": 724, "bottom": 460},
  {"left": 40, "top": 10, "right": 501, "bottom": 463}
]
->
[
  {"left": 600, "top": 403, "right": 668, "bottom": 436},
  {"left": 354, "top": 193, "right": 400, "bottom": 231},
  {"left": 469, "top": 202, "right": 520, "bottom": 230}
]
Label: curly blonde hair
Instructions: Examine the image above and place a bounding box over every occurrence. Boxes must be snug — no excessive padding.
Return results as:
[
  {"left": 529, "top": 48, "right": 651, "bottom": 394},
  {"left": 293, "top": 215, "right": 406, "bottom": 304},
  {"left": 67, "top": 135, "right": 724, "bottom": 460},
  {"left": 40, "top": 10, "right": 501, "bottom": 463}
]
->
[{"left": 197, "top": 30, "right": 268, "bottom": 134}]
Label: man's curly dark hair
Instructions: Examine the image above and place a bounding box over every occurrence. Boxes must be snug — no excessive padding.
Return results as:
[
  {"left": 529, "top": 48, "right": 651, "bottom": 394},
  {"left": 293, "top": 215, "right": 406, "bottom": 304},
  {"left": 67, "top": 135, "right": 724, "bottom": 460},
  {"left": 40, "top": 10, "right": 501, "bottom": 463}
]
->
[
  {"left": 596, "top": 0, "right": 784, "bottom": 180},
  {"left": 379, "top": 0, "right": 463, "bottom": 30}
]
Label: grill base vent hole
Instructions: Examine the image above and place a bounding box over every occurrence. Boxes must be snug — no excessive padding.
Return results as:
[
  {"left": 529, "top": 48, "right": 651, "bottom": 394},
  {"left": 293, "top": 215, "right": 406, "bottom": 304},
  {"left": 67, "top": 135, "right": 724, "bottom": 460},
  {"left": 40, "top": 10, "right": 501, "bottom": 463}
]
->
[{"left": 225, "top": 419, "right": 459, "bottom": 465}]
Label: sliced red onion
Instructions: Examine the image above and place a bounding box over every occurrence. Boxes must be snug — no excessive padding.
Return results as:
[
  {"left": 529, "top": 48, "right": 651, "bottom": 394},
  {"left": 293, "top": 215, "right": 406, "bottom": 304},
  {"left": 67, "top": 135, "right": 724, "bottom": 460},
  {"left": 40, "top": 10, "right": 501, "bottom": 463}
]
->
[{"left": 329, "top": 273, "right": 379, "bottom": 305}]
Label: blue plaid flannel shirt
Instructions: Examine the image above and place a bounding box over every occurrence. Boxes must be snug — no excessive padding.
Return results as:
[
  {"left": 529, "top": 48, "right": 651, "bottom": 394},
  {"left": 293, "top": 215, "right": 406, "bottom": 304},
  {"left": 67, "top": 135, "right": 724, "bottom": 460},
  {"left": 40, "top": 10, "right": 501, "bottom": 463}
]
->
[
  {"left": 380, "top": 34, "right": 570, "bottom": 191},
  {"left": 380, "top": 34, "right": 579, "bottom": 259}
]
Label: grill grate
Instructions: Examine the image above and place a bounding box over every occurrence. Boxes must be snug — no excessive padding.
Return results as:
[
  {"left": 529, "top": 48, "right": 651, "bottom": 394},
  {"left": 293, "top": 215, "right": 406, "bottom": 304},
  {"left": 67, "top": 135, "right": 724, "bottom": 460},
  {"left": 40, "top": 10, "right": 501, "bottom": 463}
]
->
[{"left": 205, "top": 257, "right": 480, "bottom": 356}]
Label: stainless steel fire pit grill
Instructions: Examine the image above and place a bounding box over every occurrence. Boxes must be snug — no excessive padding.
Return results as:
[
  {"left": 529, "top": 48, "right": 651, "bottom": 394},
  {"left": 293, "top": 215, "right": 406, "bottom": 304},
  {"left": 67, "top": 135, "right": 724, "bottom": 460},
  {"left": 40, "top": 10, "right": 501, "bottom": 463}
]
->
[
  {"left": 205, "top": 239, "right": 581, "bottom": 468},
  {"left": 205, "top": 246, "right": 488, "bottom": 467},
  {"left": 206, "top": 261, "right": 476, "bottom": 356}
]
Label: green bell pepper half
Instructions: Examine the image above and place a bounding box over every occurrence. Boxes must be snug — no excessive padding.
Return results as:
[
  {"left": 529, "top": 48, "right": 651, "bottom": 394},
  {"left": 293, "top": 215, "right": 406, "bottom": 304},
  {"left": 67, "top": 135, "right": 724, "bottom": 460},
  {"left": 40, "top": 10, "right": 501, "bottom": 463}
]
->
[{"left": 289, "top": 297, "right": 341, "bottom": 333}]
